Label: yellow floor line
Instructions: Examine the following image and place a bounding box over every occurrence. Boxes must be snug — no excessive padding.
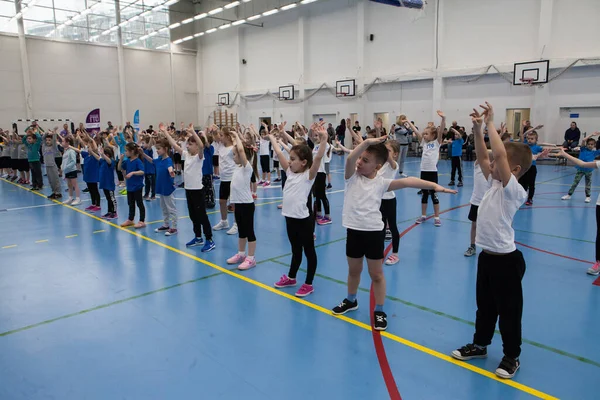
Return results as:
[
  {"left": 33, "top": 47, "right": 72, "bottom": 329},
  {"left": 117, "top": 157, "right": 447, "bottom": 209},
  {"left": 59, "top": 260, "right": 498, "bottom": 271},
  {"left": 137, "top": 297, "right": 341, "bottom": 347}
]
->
[
  {"left": 35, "top": 239, "right": 49, "bottom": 243},
  {"left": 0, "top": 177, "right": 558, "bottom": 399}
]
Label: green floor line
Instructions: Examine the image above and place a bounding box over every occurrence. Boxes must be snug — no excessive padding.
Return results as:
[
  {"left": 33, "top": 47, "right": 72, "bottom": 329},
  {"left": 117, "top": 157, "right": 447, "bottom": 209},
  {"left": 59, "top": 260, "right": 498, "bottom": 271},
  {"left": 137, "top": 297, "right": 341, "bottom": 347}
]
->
[
  {"left": 267, "top": 259, "right": 600, "bottom": 369},
  {"left": 441, "top": 217, "right": 594, "bottom": 244}
]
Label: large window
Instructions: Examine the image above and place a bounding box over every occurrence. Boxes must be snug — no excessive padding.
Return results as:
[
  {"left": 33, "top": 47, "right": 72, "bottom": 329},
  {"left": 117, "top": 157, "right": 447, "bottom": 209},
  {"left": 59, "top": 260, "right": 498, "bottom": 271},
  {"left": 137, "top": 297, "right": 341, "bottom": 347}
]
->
[{"left": 0, "top": 0, "right": 171, "bottom": 50}]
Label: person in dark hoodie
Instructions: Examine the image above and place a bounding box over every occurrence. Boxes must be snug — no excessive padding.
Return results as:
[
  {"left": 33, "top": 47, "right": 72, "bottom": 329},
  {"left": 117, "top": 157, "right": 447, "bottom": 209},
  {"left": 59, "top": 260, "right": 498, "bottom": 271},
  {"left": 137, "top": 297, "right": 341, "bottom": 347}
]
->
[{"left": 563, "top": 122, "right": 581, "bottom": 149}]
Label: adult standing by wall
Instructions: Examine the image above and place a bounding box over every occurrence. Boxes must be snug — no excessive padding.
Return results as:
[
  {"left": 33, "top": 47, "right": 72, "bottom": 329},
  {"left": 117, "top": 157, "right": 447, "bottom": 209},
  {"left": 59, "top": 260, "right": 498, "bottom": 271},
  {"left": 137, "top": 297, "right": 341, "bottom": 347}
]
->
[{"left": 335, "top": 119, "right": 346, "bottom": 148}]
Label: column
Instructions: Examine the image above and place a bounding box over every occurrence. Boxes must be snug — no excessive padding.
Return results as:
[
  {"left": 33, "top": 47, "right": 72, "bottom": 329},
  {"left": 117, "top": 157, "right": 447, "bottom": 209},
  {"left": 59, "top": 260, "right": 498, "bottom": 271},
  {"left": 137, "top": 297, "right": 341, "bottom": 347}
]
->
[
  {"left": 15, "top": 0, "right": 33, "bottom": 119},
  {"left": 297, "top": 11, "right": 306, "bottom": 122},
  {"left": 115, "top": 0, "right": 127, "bottom": 124}
]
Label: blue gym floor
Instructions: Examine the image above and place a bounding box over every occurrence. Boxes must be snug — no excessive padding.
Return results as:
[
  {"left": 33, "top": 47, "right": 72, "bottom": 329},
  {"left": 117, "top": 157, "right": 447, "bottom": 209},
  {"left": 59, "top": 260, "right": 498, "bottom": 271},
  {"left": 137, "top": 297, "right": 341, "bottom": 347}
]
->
[{"left": 1, "top": 155, "right": 598, "bottom": 400}]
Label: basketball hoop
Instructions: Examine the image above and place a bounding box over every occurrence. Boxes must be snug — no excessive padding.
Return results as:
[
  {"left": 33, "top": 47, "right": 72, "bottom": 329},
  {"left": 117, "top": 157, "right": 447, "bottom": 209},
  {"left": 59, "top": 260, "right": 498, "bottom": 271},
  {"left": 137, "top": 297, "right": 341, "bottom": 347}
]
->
[
  {"left": 337, "top": 92, "right": 348, "bottom": 97},
  {"left": 216, "top": 102, "right": 225, "bottom": 107},
  {"left": 520, "top": 78, "right": 535, "bottom": 87}
]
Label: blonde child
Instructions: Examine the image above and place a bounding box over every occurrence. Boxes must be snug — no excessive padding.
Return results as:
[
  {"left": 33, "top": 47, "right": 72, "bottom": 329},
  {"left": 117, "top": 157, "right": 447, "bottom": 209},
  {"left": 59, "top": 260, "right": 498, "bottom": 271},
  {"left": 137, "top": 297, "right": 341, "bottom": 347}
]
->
[
  {"left": 213, "top": 128, "right": 236, "bottom": 232},
  {"left": 379, "top": 140, "right": 401, "bottom": 265},
  {"left": 226, "top": 129, "right": 258, "bottom": 270},
  {"left": 60, "top": 137, "right": 81, "bottom": 205},
  {"left": 411, "top": 111, "right": 446, "bottom": 226}
]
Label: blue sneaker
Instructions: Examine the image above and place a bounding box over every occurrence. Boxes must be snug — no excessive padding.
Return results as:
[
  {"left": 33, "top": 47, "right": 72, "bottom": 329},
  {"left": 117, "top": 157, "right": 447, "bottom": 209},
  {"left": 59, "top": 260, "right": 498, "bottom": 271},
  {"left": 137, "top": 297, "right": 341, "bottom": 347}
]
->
[
  {"left": 186, "top": 237, "right": 204, "bottom": 247},
  {"left": 201, "top": 239, "right": 216, "bottom": 253}
]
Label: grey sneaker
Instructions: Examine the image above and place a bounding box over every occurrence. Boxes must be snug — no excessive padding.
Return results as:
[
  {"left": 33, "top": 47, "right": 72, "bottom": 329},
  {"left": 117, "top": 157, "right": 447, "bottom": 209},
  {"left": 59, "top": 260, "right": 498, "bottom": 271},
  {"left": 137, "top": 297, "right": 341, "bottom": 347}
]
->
[{"left": 464, "top": 246, "right": 476, "bottom": 257}]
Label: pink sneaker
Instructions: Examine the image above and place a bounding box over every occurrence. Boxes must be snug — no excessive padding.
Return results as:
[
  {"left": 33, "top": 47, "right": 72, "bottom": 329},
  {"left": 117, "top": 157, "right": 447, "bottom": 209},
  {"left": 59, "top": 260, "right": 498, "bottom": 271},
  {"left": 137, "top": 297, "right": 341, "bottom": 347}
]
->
[
  {"left": 85, "top": 205, "right": 95, "bottom": 211},
  {"left": 295, "top": 284, "right": 314, "bottom": 297},
  {"left": 385, "top": 254, "right": 400, "bottom": 265},
  {"left": 588, "top": 261, "right": 600, "bottom": 276},
  {"left": 274, "top": 275, "right": 297, "bottom": 288},
  {"left": 92, "top": 205, "right": 102, "bottom": 212},
  {"left": 238, "top": 257, "right": 256, "bottom": 271},
  {"left": 434, "top": 218, "right": 442, "bottom": 227},
  {"left": 317, "top": 216, "right": 332, "bottom": 225},
  {"left": 227, "top": 253, "right": 246, "bottom": 265},
  {"left": 415, "top": 216, "right": 426, "bottom": 224}
]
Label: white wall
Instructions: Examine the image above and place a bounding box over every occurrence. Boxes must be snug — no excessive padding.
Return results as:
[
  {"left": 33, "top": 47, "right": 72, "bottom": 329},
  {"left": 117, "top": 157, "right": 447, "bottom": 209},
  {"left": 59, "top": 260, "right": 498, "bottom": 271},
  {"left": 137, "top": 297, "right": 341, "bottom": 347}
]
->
[
  {"left": 196, "top": 0, "right": 600, "bottom": 143},
  {"left": 0, "top": 35, "right": 197, "bottom": 131}
]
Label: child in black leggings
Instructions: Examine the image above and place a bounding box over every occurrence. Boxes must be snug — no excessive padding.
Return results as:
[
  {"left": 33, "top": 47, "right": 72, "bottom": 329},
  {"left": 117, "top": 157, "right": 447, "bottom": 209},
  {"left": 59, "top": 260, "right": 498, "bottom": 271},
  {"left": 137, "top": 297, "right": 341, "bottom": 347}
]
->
[
  {"left": 313, "top": 133, "right": 331, "bottom": 225},
  {"left": 119, "top": 143, "right": 145, "bottom": 229},
  {"left": 379, "top": 141, "right": 401, "bottom": 265}
]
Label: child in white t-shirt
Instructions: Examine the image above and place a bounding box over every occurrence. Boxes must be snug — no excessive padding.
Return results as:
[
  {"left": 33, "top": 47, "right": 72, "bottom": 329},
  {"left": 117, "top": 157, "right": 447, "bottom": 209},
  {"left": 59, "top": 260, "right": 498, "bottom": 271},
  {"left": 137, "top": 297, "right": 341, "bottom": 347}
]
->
[
  {"left": 452, "top": 102, "right": 532, "bottom": 380},
  {"left": 331, "top": 137, "right": 456, "bottom": 331},
  {"left": 464, "top": 156, "right": 492, "bottom": 257},
  {"left": 270, "top": 123, "right": 328, "bottom": 297},
  {"left": 213, "top": 129, "right": 236, "bottom": 232},
  {"left": 411, "top": 111, "right": 446, "bottom": 226}
]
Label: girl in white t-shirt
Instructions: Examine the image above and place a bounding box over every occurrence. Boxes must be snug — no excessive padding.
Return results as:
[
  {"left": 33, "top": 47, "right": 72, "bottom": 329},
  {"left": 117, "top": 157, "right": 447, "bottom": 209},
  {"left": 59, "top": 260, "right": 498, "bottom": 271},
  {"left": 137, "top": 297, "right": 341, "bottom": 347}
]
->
[
  {"left": 556, "top": 148, "right": 600, "bottom": 276},
  {"left": 213, "top": 128, "right": 236, "bottom": 232},
  {"left": 378, "top": 140, "right": 401, "bottom": 265},
  {"left": 270, "top": 123, "right": 328, "bottom": 297},
  {"left": 258, "top": 125, "right": 271, "bottom": 186},
  {"left": 226, "top": 129, "right": 258, "bottom": 271},
  {"left": 331, "top": 136, "right": 455, "bottom": 331},
  {"left": 411, "top": 111, "right": 446, "bottom": 226},
  {"left": 312, "top": 131, "right": 332, "bottom": 225}
]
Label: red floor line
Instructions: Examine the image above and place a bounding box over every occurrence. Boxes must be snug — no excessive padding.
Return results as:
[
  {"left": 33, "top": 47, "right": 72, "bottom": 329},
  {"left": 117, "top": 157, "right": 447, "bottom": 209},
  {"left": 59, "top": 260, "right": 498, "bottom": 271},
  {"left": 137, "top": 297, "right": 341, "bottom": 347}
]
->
[
  {"left": 515, "top": 241, "right": 592, "bottom": 264},
  {"left": 594, "top": 276, "right": 600, "bottom": 286},
  {"left": 368, "top": 203, "right": 469, "bottom": 399}
]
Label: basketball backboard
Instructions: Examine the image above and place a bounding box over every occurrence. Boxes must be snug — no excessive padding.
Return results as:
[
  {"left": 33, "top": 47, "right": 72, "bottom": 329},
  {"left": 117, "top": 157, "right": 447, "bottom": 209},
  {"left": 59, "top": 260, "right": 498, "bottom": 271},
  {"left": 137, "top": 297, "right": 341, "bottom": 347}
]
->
[
  {"left": 217, "top": 93, "right": 230, "bottom": 105},
  {"left": 279, "top": 85, "right": 294, "bottom": 100},
  {"left": 336, "top": 79, "right": 356, "bottom": 97},
  {"left": 513, "top": 60, "right": 549, "bottom": 85}
]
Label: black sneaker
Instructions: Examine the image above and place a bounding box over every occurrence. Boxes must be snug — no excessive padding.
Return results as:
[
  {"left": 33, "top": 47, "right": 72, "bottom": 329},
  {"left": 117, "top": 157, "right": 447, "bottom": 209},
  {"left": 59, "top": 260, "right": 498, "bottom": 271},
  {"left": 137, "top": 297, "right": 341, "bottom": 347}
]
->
[
  {"left": 495, "top": 356, "right": 520, "bottom": 379},
  {"left": 457, "top": 181, "right": 463, "bottom": 187},
  {"left": 326, "top": 183, "right": 332, "bottom": 189},
  {"left": 448, "top": 181, "right": 455, "bottom": 186},
  {"left": 373, "top": 311, "right": 388, "bottom": 331},
  {"left": 155, "top": 225, "right": 170, "bottom": 233},
  {"left": 332, "top": 299, "right": 358, "bottom": 315},
  {"left": 83, "top": 188, "right": 89, "bottom": 193},
  {"left": 55, "top": 193, "right": 62, "bottom": 199},
  {"left": 451, "top": 343, "right": 487, "bottom": 361},
  {"left": 47, "top": 193, "right": 56, "bottom": 199}
]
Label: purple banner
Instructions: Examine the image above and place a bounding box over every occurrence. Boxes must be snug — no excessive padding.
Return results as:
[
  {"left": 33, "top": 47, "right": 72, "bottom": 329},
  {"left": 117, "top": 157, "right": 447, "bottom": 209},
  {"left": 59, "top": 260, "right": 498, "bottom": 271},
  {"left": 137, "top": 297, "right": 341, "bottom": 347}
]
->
[{"left": 85, "top": 108, "right": 100, "bottom": 134}]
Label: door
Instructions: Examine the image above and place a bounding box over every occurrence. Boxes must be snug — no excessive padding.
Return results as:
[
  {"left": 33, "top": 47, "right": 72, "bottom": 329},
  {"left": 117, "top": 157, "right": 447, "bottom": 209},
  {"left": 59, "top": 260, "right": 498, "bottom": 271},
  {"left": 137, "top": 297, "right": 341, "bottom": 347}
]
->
[
  {"left": 259, "top": 117, "right": 272, "bottom": 130},
  {"left": 506, "top": 109, "right": 530, "bottom": 139}
]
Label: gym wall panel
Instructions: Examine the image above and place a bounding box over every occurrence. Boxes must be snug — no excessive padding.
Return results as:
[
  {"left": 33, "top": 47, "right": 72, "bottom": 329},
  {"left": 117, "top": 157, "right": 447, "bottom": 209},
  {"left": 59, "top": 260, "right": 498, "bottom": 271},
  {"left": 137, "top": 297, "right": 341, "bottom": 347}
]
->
[
  {"left": 548, "top": 0, "right": 600, "bottom": 59},
  {"left": 0, "top": 35, "right": 26, "bottom": 128},
  {"left": 26, "top": 38, "right": 121, "bottom": 126},
  {"left": 123, "top": 48, "right": 173, "bottom": 127}
]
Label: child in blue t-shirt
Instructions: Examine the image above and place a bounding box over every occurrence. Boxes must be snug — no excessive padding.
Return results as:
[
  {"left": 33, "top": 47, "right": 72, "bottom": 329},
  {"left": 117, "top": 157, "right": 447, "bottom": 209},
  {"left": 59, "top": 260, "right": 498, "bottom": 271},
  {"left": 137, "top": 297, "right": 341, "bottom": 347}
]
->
[
  {"left": 81, "top": 138, "right": 101, "bottom": 211},
  {"left": 562, "top": 137, "right": 600, "bottom": 203},
  {"left": 118, "top": 142, "right": 145, "bottom": 228},
  {"left": 142, "top": 137, "right": 156, "bottom": 200},
  {"left": 89, "top": 140, "right": 117, "bottom": 219},
  {"left": 141, "top": 138, "right": 178, "bottom": 235},
  {"left": 203, "top": 133, "right": 215, "bottom": 208},
  {"left": 448, "top": 127, "right": 464, "bottom": 187}
]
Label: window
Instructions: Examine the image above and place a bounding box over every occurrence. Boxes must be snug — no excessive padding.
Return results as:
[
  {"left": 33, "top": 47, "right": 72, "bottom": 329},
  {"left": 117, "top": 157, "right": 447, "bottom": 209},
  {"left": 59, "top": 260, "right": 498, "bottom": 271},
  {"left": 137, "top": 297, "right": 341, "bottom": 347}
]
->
[{"left": 0, "top": 0, "right": 170, "bottom": 49}]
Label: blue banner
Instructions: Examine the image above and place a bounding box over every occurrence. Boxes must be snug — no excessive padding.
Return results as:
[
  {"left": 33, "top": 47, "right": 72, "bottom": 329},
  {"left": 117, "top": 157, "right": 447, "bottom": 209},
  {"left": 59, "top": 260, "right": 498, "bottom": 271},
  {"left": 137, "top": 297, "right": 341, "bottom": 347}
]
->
[
  {"left": 133, "top": 110, "right": 140, "bottom": 132},
  {"left": 370, "top": 0, "right": 424, "bottom": 9}
]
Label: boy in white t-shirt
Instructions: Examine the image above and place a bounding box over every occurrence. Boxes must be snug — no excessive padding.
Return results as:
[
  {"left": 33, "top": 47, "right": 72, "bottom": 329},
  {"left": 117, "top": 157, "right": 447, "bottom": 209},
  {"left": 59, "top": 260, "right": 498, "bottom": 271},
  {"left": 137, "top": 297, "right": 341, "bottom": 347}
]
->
[
  {"left": 410, "top": 111, "right": 446, "bottom": 226},
  {"left": 451, "top": 103, "right": 532, "bottom": 380},
  {"left": 464, "top": 156, "right": 492, "bottom": 257},
  {"left": 332, "top": 136, "right": 456, "bottom": 331}
]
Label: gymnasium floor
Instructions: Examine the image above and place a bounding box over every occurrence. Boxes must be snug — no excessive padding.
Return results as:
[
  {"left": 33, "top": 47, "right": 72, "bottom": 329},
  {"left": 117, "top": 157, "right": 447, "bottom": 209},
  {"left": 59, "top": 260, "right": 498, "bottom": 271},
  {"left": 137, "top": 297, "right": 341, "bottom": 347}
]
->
[{"left": 1, "top": 155, "right": 598, "bottom": 400}]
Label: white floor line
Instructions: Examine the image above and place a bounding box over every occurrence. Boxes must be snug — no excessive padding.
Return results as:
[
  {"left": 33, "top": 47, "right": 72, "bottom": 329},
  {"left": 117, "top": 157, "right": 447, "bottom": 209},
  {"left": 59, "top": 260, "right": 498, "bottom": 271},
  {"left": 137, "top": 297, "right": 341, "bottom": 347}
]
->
[{"left": 7, "top": 203, "right": 60, "bottom": 211}]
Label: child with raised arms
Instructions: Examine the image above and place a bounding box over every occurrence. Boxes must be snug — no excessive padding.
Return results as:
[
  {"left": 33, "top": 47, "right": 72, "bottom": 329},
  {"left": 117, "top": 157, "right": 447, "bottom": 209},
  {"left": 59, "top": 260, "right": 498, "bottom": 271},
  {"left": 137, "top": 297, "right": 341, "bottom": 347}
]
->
[
  {"left": 118, "top": 143, "right": 146, "bottom": 229},
  {"left": 88, "top": 137, "right": 117, "bottom": 219},
  {"left": 452, "top": 103, "right": 533, "bottom": 379},
  {"left": 270, "top": 122, "right": 328, "bottom": 296},
  {"left": 331, "top": 136, "right": 456, "bottom": 331}
]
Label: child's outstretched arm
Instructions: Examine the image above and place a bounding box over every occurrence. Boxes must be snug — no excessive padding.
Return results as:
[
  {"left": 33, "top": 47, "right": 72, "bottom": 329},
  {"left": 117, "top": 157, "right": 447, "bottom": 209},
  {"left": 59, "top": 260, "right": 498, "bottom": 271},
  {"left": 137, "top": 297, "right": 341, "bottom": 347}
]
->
[
  {"left": 345, "top": 137, "right": 386, "bottom": 180},
  {"left": 388, "top": 177, "right": 457, "bottom": 193},
  {"left": 335, "top": 138, "right": 352, "bottom": 154},
  {"left": 471, "top": 109, "right": 490, "bottom": 179},
  {"left": 188, "top": 124, "right": 204, "bottom": 159},
  {"left": 268, "top": 134, "right": 289, "bottom": 172},
  {"left": 556, "top": 148, "right": 598, "bottom": 169},
  {"left": 161, "top": 123, "right": 183, "bottom": 153},
  {"left": 309, "top": 122, "right": 328, "bottom": 180},
  {"left": 436, "top": 110, "right": 446, "bottom": 144},
  {"left": 481, "top": 102, "right": 511, "bottom": 186}
]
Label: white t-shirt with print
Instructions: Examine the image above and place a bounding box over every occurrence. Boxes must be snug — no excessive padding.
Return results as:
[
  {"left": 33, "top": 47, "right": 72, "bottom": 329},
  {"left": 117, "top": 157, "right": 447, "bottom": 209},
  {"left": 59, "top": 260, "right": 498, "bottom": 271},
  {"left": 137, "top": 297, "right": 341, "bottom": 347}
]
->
[
  {"left": 183, "top": 150, "right": 203, "bottom": 190},
  {"left": 259, "top": 138, "right": 270, "bottom": 156},
  {"left": 218, "top": 145, "right": 235, "bottom": 182},
  {"left": 476, "top": 174, "right": 527, "bottom": 253},
  {"left": 282, "top": 168, "right": 315, "bottom": 219},
  {"left": 378, "top": 162, "right": 399, "bottom": 200},
  {"left": 343, "top": 173, "right": 392, "bottom": 231},
  {"left": 230, "top": 163, "right": 254, "bottom": 204},
  {"left": 470, "top": 163, "right": 491, "bottom": 206},
  {"left": 420, "top": 139, "right": 440, "bottom": 172},
  {"left": 312, "top": 142, "right": 330, "bottom": 173}
]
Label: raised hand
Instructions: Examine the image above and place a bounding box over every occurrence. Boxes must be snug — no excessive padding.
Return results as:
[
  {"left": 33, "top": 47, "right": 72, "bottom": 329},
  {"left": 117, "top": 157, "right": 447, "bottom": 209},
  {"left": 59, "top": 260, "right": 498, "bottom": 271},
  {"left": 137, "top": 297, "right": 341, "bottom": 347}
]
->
[
  {"left": 479, "top": 102, "right": 494, "bottom": 124},
  {"left": 470, "top": 109, "right": 484, "bottom": 126}
]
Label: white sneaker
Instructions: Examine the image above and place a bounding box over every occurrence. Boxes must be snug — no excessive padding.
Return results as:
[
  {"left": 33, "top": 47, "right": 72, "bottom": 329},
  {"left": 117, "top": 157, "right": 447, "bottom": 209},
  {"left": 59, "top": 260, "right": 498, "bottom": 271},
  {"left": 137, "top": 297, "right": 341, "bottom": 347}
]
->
[
  {"left": 64, "top": 197, "right": 73, "bottom": 205},
  {"left": 71, "top": 198, "right": 82, "bottom": 206},
  {"left": 227, "top": 223, "right": 238, "bottom": 235},
  {"left": 585, "top": 197, "right": 591, "bottom": 203},
  {"left": 212, "top": 220, "right": 229, "bottom": 231},
  {"left": 400, "top": 173, "right": 408, "bottom": 178},
  {"left": 561, "top": 195, "right": 571, "bottom": 200}
]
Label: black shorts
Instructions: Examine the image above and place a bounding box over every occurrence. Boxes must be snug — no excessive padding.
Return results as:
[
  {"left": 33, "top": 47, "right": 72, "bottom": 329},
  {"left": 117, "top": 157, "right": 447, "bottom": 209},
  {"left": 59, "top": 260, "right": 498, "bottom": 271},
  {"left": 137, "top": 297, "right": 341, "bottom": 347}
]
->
[
  {"left": 55, "top": 157, "right": 62, "bottom": 168},
  {"left": 173, "top": 153, "right": 182, "bottom": 163},
  {"left": 468, "top": 204, "right": 479, "bottom": 222},
  {"left": 65, "top": 171, "right": 78, "bottom": 179},
  {"left": 273, "top": 160, "right": 279, "bottom": 169},
  {"left": 17, "top": 159, "right": 29, "bottom": 172},
  {"left": 420, "top": 170, "right": 438, "bottom": 183},
  {"left": 212, "top": 155, "right": 219, "bottom": 167},
  {"left": 346, "top": 228, "right": 385, "bottom": 260},
  {"left": 260, "top": 155, "right": 270, "bottom": 173},
  {"left": 219, "top": 181, "right": 231, "bottom": 200},
  {"left": 0, "top": 156, "right": 9, "bottom": 168},
  {"left": 9, "top": 158, "right": 18, "bottom": 169}
]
